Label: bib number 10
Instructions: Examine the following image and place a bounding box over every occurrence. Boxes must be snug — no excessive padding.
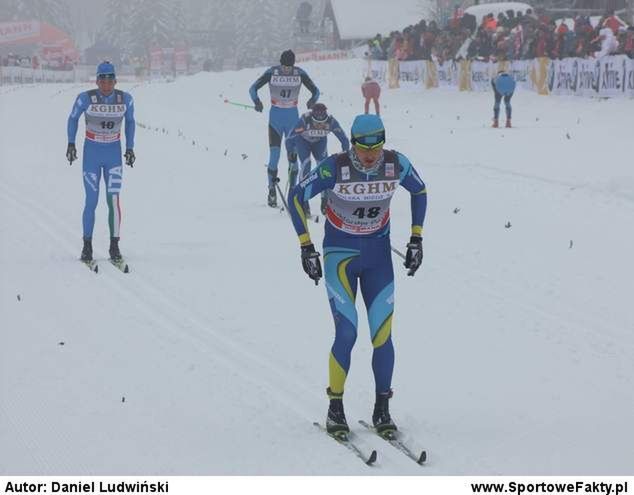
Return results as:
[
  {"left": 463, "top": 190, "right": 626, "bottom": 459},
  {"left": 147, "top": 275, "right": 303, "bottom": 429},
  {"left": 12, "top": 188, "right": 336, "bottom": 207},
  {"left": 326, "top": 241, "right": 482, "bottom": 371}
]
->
[
  {"left": 352, "top": 207, "right": 381, "bottom": 219},
  {"left": 100, "top": 121, "right": 115, "bottom": 130}
]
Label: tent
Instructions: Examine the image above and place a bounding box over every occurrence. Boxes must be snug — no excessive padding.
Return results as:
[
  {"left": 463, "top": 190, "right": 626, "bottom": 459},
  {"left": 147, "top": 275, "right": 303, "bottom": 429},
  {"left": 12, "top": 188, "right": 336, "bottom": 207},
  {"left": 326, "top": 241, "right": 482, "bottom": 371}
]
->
[{"left": 323, "top": 0, "right": 433, "bottom": 47}]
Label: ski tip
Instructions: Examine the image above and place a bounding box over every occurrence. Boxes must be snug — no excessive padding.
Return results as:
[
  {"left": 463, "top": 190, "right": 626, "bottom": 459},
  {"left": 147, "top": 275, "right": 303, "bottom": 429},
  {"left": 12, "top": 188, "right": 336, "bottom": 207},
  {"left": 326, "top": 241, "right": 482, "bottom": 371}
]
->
[
  {"left": 123, "top": 265, "right": 130, "bottom": 273},
  {"left": 417, "top": 450, "right": 427, "bottom": 465},
  {"left": 94, "top": 265, "right": 99, "bottom": 273},
  {"left": 367, "top": 450, "right": 378, "bottom": 465}
]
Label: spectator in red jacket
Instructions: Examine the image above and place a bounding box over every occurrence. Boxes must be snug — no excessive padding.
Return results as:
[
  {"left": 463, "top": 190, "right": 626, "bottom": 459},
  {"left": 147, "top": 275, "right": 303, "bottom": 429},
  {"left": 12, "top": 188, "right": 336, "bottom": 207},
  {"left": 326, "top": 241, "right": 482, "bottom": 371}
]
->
[{"left": 362, "top": 76, "right": 381, "bottom": 116}]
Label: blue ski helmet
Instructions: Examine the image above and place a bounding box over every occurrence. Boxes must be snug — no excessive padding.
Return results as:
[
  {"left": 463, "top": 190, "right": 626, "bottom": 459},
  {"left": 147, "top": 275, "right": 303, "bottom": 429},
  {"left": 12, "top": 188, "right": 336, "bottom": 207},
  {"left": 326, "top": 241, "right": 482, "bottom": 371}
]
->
[
  {"left": 350, "top": 114, "right": 385, "bottom": 149},
  {"left": 96, "top": 61, "right": 116, "bottom": 79}
]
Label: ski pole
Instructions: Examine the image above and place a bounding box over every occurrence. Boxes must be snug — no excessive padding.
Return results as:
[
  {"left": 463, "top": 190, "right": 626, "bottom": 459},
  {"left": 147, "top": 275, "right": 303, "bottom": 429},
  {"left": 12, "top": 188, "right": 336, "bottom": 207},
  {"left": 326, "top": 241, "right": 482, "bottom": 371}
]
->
[
  {"left": 223, "top": 98, "right": 255, "bottom": 109},
  {"left": 390, "top": 246, "right": 406, "bottom": 260},
  {"left": 274, "top": 178, "right": 290, "bottom": 213}
]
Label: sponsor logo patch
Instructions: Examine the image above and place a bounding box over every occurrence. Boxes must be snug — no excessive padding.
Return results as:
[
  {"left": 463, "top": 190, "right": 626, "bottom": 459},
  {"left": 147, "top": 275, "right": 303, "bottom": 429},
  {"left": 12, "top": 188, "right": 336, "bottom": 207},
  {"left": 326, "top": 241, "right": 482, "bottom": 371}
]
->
[
  {"left": 385, "top": 162, "right": 395, "bottom": 177},
  {"left": 341, "top": 166, "right": 350, "bottom": 181},
  {"left": 320, "top": 167, "right": 332, "bottom": 179},
  {"left": 300, "top": 172, "right": 318, "bottom": 188}
]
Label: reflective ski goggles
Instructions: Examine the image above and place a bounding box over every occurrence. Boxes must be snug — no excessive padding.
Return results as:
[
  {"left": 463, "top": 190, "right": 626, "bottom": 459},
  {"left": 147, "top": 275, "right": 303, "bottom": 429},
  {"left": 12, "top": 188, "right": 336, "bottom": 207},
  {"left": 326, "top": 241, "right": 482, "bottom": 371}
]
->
[
  {"left": 97, "top": 73, "right": 116, "bottom": 80},
  {"left": 351, "top": 131, "right": 385, "bottom": 150}
]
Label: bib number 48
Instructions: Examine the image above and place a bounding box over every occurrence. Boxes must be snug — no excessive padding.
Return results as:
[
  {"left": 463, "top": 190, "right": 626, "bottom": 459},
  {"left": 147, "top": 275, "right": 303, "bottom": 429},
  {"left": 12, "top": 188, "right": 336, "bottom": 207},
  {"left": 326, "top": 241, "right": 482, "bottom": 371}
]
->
[{"left": 352, "top": 207, "right": 381, "bottom": 219}]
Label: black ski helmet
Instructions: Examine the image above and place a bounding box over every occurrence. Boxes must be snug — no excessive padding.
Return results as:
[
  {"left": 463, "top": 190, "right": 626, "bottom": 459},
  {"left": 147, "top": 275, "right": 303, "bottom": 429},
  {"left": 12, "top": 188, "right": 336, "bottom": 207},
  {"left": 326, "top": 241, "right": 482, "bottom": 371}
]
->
[
  {"left": 311, "top": 103, "right": 328, "bottom": 123},
  {"left": 280, "top": 49, "right": 295, "bottom": 66}
]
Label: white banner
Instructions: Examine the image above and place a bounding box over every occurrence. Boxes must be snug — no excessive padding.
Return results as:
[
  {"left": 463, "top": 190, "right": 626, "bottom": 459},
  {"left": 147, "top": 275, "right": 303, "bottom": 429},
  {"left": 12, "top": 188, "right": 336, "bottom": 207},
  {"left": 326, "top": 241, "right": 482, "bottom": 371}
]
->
[
  {"left": 470, "top": 60, "right": 493, "bottom": 92},
  {"left": 436, "top": 60, "right": 458, "bottom": 88},
  {"left": 367, "top": 60, "right": 388, "bottom": 85},
  {"left": 398, "top": 60, "right": 426, "bottom": 88},
  {"left": 548, "top": 55, "right": 634, "bottom": 98},
  {"left": 509, "top": 60, "right": 533, "bottom": 91}
]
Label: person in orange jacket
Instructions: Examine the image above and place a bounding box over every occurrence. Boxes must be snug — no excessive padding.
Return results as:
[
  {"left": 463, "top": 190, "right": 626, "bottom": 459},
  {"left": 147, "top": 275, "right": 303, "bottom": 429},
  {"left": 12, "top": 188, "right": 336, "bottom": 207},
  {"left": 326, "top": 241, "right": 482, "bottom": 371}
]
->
[{"left": 362, "top": 76, "right": 381, "bottom": 115}]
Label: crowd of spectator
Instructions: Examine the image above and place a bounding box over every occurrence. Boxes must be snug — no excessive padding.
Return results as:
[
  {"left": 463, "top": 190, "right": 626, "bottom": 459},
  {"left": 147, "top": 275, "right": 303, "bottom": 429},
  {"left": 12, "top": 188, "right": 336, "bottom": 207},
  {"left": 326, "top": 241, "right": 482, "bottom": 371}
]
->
[
  {"left": 367, "top": 8, "right": 634, "bottom": 63},
  {"left": 1, "top": 53, "right": 75, "bottom": 70}
]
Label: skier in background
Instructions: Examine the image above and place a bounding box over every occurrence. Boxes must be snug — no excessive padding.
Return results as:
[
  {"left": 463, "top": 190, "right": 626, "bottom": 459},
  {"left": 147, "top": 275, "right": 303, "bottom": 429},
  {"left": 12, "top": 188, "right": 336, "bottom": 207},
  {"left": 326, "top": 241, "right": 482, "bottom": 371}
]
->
[
  {"left": 66, "top": 61, "right": 136, "bottom": 263},
  {"left": 491, "top": 71, "right": 516, "bottom": 128},
  {"left": 287, "top": 114, "right": 427, "bottom": 437},
  {"left": 287, "top": 103, "right": 349, "bottom": 217},
  {"left": 362, "top": 76, "right": 381, "bottom": 115},
  {"left": 249, "top": 49, "right": 320, "bottom": 207}
]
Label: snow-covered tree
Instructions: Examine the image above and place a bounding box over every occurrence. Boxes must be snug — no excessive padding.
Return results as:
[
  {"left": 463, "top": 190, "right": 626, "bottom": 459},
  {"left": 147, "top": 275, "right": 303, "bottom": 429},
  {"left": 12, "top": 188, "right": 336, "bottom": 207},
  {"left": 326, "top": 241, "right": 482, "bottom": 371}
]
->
[{"left": 0, "top": 0, "right": 74, "bottom": 33}]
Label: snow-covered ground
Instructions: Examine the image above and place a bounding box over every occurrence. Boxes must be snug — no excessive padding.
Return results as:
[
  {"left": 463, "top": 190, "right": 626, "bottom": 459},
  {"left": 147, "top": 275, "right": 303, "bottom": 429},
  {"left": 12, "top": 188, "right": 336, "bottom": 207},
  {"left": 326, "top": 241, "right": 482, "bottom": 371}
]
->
[{"left": 1, "top": 59, "right": 633, "bottom": 475}]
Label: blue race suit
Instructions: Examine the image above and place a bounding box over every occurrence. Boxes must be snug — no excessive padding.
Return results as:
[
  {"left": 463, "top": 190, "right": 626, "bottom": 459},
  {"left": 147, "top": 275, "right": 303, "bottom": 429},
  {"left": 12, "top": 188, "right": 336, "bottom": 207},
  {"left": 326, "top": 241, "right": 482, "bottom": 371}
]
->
[
  {"left": 287, "top": 113, "right": 350, "bottom": 181},
  {"left": 492, "top": 73, "right": 516, "bottom": 120},
  {"left": 288, "top": 149, "right": 427, "bottom": 396},
  {"left": 249, "top": 65, "right": 319, "bottom": 188},
  {"left": 67, "top": 89, "right": 135, "bottom": 239}
]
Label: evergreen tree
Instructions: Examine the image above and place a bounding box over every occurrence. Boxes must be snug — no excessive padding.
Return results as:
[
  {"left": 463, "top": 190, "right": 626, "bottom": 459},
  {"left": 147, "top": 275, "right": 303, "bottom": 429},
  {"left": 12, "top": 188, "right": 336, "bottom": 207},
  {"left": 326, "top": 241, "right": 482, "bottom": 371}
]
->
[
  {"left": 0, "top": 0, "right": 74, "bottom": 34},
  {"left": 100, "top": 0, "right": 134, "bottom": 54}
]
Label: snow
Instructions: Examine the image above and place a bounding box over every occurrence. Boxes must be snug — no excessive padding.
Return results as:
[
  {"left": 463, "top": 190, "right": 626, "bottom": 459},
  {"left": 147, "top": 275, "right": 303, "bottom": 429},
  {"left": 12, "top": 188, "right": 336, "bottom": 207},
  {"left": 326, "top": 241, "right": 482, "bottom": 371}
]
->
[
  {"left": 1, "top": 59, "right": 634, "bottom": 475},
  {"left": 329, "top": 0, "right": 432, "bottom": 40}
]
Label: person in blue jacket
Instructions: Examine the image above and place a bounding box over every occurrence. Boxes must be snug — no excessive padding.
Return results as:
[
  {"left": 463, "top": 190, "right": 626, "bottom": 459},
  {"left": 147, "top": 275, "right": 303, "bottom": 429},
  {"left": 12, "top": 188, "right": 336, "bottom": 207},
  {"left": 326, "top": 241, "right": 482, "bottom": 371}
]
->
[
  {"left": 491, "top": 71, "right": 516, "bottom": 128},
  {"left": 249, "top": 49, "right": 320, "bottom": 207},
  {"left": 287, "top": 114, "right": 427, "bottom": 437},
  {"left": 66, "top": 61, "right": 135, "bottom": 263},
  {"left": 287, "top": 103, "right": 349, "bottom": 216}
]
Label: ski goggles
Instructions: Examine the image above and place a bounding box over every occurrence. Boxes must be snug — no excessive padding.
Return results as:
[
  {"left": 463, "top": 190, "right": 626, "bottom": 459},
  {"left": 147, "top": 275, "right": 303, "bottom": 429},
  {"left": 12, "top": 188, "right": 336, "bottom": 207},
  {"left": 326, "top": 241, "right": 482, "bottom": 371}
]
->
[
  {"left": 351, "top": 131, "right": 385, "bottom": 150},
  {"left": 97, "top": 73, "right": 116, "bottom": 80}
]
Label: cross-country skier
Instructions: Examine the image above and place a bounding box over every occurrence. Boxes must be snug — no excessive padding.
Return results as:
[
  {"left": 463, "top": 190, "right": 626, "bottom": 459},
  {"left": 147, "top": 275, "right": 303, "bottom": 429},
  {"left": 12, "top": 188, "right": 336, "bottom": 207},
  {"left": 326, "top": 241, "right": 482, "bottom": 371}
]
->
[
  {"left": 66, "top": 61, "right": 135, "bottom": 263},
  {"left": 287, "top": 103, "right": 349, "bottom": 217},
  {"left": 287, "top": 114, "right": 427, "bottom": 436},
  {"left": 491, "top": 71, "right": 516, "bottom": 128},
  {"left": 249, "top": 49, "right": 320, "bottom": 207}
]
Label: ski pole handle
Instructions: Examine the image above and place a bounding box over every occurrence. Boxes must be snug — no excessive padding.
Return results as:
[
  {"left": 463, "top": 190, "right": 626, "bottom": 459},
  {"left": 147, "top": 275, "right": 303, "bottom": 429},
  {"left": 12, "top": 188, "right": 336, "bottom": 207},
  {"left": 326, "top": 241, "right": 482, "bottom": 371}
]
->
[{"left": 223, "top": 99, "right": 255, "bottom": 109}]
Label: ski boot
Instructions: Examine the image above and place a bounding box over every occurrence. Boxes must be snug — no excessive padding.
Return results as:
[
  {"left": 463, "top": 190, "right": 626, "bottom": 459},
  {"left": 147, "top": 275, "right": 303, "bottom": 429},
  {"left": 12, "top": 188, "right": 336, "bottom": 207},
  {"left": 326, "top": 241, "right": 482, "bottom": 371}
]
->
[
  {"left": 267, "top": 187, "right": 277, "bottom": 207},
  {"left": 492, "top": 118, "right": 499, "bottom": 128},
  {"left": 267, "top": 169, "right": 278, "bottom": 208},
  {"left": 505, "top": 118, "right": 512, "bottom": 128},
  {"left": 80, "top": 238, "right": 93, "bottom": 262},
  {"left": 326, "top": 388, "right": 349, "bottom": 438},
  {"left": 109, "top": 237, "right": 122, "bottom": 262},
  {"left": 372, "top": 389, "right": 397, "bottom": 438}
]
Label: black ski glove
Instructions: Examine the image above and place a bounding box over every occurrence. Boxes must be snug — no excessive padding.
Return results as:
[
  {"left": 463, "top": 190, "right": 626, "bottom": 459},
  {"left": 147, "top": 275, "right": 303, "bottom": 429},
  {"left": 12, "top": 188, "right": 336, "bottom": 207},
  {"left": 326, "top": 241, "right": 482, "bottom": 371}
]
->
[
  {"left": 404, "top": 236, "right": 423, "bottom": 276},
  {"left": 66, "top": 143, "right": 77, "bottom": 165},
  {"left": 124, "top": 149, "right": 135, "bottom": 167},
  {"left": 254, "top": 99, "right": 263, "bottom": 112},
  {"left": 301, "top": 243, "right": 322, "bottom": 285}
]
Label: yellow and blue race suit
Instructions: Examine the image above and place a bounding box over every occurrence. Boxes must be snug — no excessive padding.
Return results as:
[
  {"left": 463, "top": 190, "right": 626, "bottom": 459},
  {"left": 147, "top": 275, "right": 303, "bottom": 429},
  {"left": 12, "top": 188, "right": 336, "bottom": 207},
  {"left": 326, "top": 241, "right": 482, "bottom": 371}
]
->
[{"left": 288, "top": 149, "right": 427, "bottom": 396}]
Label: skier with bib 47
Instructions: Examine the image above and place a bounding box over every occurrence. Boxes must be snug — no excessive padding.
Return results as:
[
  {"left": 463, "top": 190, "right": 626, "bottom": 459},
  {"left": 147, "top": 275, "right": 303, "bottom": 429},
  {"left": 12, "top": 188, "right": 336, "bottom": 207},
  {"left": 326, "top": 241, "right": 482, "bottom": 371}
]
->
[
  {"left": 66, "top": 61, "right": 135, "bottom": 264},
  {"left": 249, "top": 49, "right": 320, "bottom": 207},
  {"left": 287, "top": 114, "right": 427, "bottom": 436}
]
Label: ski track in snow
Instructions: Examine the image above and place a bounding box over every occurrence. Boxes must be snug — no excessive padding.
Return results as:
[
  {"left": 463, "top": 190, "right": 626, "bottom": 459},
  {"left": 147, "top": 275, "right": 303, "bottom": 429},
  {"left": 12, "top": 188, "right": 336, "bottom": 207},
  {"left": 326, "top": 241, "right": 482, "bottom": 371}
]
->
[{"left": 2, "top": 59, "right": 633, "bottom": 474}]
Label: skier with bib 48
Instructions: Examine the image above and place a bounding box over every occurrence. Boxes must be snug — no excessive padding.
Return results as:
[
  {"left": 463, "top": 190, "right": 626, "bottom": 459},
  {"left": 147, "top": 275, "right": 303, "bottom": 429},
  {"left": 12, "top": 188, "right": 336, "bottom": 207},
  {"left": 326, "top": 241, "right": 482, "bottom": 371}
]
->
[
  {"left": 249, "top": 49, "right": 320, "bottom": 207},
  {"left": 287, "top": 103, "right": 349, "bottom": 217},
  {"left": 66, "top": 61, "right": 135, "bottom": 264},
  {"left": 287, "top": 114, "right": 427, "bottom": 437}
]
